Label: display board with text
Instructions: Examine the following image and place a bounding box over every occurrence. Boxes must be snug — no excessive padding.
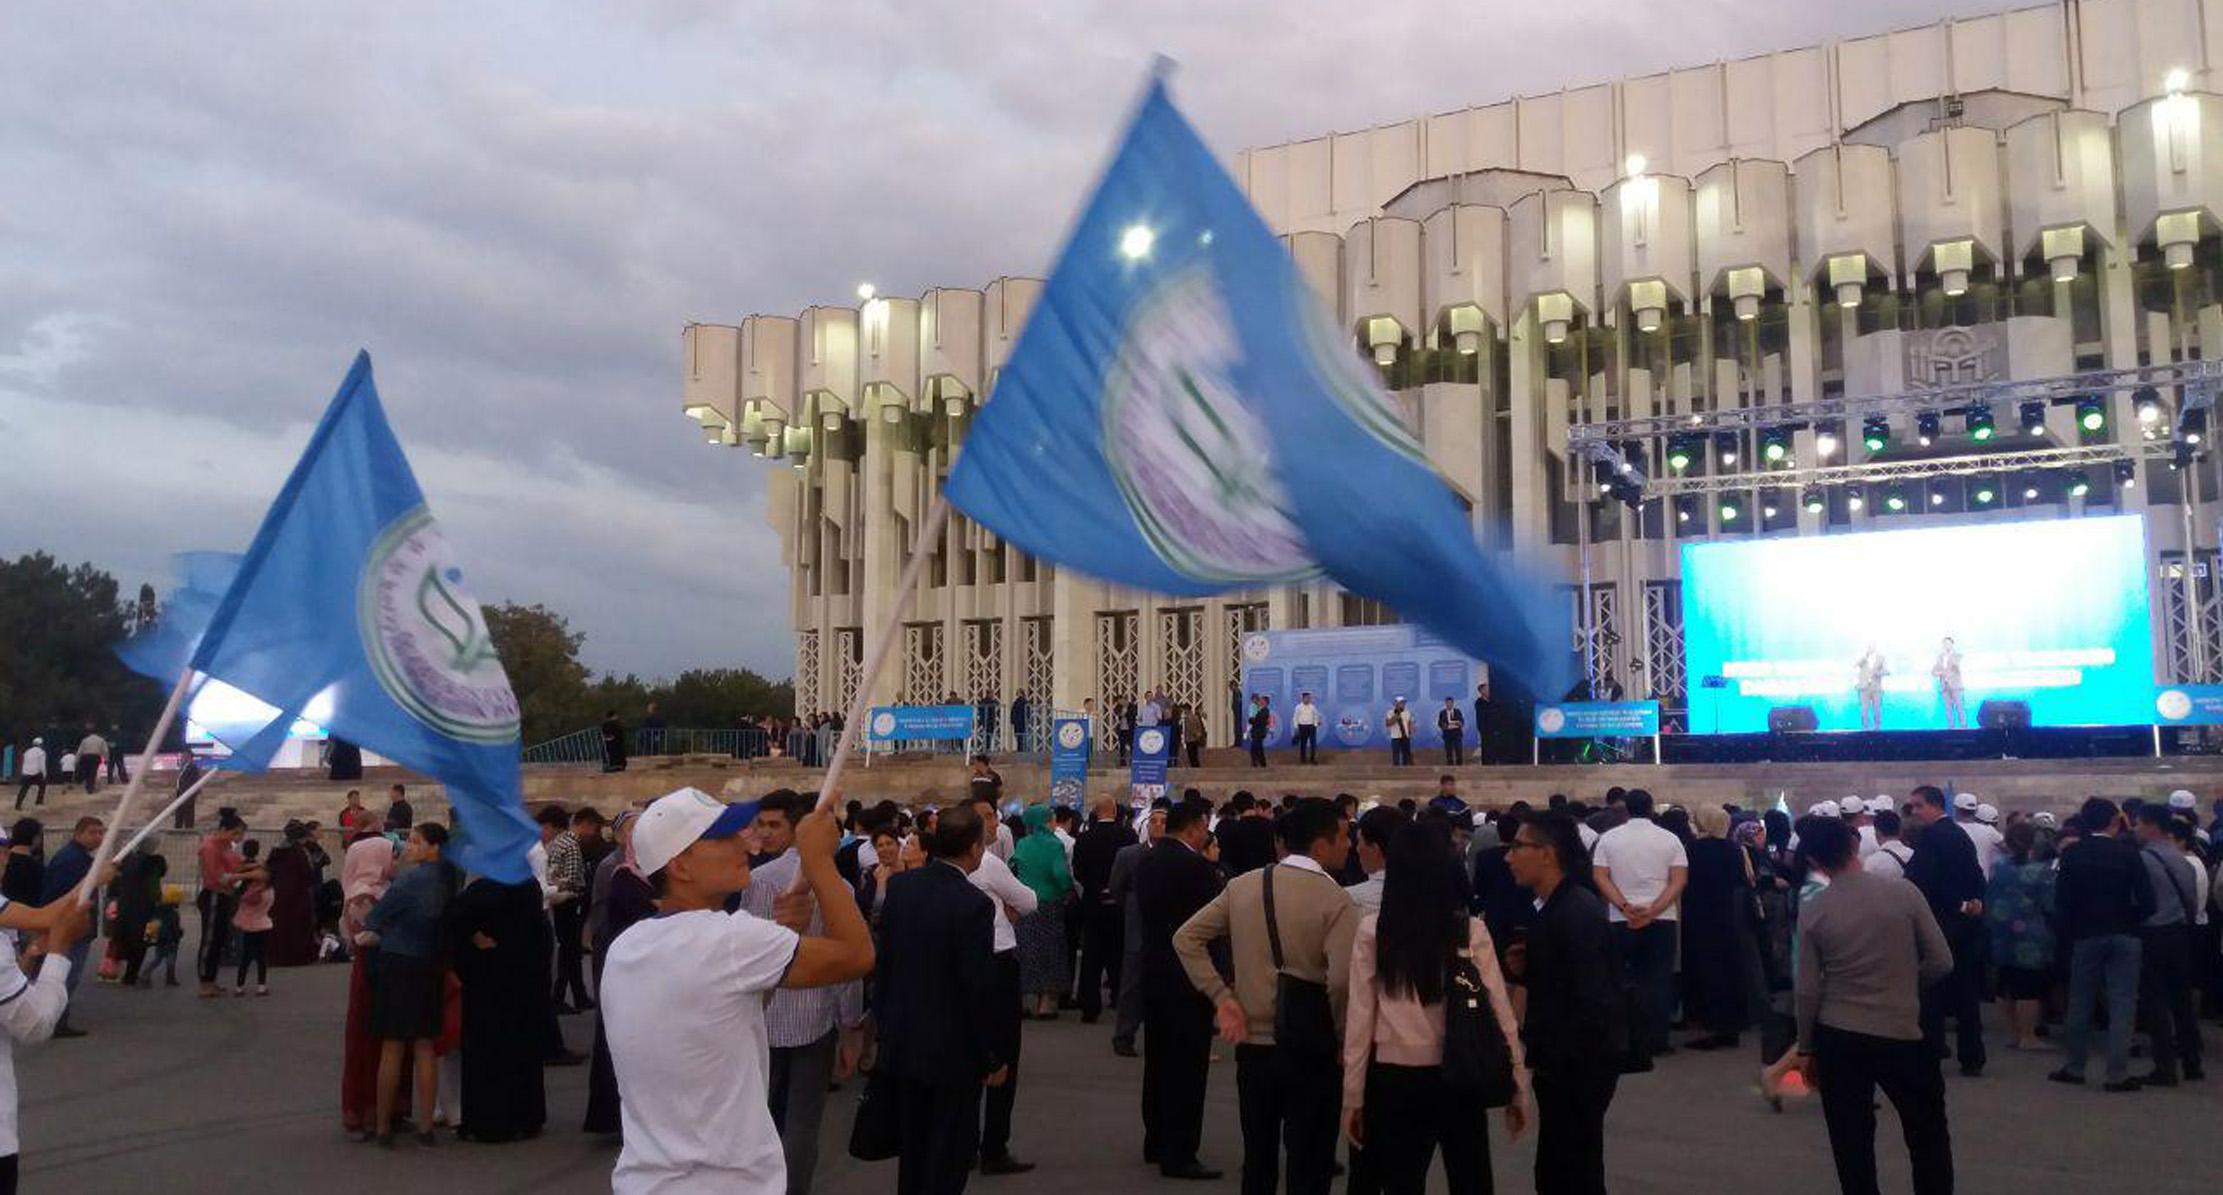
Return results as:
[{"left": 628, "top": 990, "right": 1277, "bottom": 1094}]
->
[{"left": 1238, "top": 625, "right": 1483, "bottom": 750}]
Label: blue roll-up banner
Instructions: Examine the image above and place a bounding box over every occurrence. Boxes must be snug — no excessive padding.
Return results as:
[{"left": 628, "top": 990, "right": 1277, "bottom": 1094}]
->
[
  {"left": 866, "top": 704, "right": 977, "bottom": 743},
  {"left": 1130, "top": 724, "right": 1172, "bottom": 787},
  {"left": 1533, "top": 701, "right": 1661, "bottom": 739},
  {"left": 2154, "top": 684, "right": 2223, "bottom": 726},
  {"left": 1050, "top": 716, "right": 1093, "bottom": 805}
]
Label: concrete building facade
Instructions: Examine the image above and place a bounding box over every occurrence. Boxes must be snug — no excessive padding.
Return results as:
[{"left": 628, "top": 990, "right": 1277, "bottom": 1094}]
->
[{"left": 683, "top": 0, "right": 2223, "bottom": 744}]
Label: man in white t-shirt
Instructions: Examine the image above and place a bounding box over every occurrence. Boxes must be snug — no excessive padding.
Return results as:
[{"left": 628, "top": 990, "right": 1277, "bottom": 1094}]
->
[
  {"left": 1590, "top": 789, "right": 1687, "bottom": 1059},
  {"left": 1954, "top": 793, "right": 2004, "bottom": 878},
  {"left": 601, "top": 788, "right": 875, "bottom": 1195}
]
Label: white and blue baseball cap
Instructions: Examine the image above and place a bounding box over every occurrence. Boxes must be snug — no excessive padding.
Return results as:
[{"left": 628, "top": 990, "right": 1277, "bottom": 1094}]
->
[{"left": 633, "top": 787, "right": 761, "bottom": 876}]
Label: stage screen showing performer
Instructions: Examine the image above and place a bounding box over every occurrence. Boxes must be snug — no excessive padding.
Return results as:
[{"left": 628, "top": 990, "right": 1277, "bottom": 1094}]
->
[{"left": 1680, "top": 515, "right": 2156, "bottom": 733}]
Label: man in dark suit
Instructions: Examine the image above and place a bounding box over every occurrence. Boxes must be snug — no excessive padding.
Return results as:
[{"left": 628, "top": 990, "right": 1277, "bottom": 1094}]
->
[
  {"left": 1072, "top": 797, "right": 1137, "bottom": 1024},
  {"left": 1214, "top": 793, "right": 1277, "bottom": 878},
  {"left": 1132, "top": 798, "right": 1224, "bottom": 1181},
  {"left": 1902, "top": 785, "right": 1988, "bottom": 1077},
  {"left": 874, "top": 802, "right": 1006, "bottom": 1195}
]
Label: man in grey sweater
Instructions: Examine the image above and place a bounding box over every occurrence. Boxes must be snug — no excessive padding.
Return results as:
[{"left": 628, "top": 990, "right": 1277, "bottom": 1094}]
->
[{"left": 1793, "top": 817, "right": 1956, "bottom": 1195}]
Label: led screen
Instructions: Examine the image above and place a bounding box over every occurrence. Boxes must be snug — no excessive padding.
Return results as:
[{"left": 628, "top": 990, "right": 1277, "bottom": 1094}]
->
[{"left": 1680, "top": 515, "right": 2155, "bottom": 733}]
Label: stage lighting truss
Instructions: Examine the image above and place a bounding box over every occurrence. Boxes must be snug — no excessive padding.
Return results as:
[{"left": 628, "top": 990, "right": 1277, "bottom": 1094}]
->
[{"left": 1582, "top": 441, "right": 2157, "bottom": 499}]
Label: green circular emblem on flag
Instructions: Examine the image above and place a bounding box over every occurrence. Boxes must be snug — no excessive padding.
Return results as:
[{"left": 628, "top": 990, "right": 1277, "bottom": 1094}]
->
[
  {"left": 1101, "top": 269, "right": 1321, "bottom": 586},
  {"left": 359, "top": 505, "right": 521, "bottom": 743}
]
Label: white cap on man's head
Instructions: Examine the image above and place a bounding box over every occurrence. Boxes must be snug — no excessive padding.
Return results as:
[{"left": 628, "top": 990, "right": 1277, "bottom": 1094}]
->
[
  {"left": 631, "top": 787, "right": 762, "bottom": 877},
  {"left": 2033, "top": 811, "right": 2059, "bottom": 829},
  {"left": 1809, "top": 800, "right": 1842, "bottom": 819},
  {"left": 1953, "top": 793, "right": 1979, "bottom": 812},
  {"left": 1975, "top": 803, "right": 1999, "bottom": 825},
  {"left": 2169, "top": 789, "right": 2198, "bottom": 811},
  {"left": 1868, "top": 797, "right": 1895, "bottom": 814}
]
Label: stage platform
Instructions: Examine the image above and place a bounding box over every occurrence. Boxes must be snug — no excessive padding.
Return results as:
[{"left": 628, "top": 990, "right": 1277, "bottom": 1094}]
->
[{"left": 63, "top": 745, "right": 2223, "bottom": 833}]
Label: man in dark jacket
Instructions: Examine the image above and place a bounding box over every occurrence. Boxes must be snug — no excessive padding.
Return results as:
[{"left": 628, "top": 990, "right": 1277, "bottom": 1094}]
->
[
  {"left": 1901, "top": 785, "right": 1987, "bottom": 1076},
  {"left": 40, "top": 815, "right": 105, "bottom": 1038},
  {"left": 1214, "top": 793, "right": 1277, "bottom": 878},
  {"left": 1507, "top": 811, "right": 1623, "bottom": 1195},
  {"left": 1071, "top": 798, "right": 1137, "bottom": 1024},
  {"left": 2048, "top": 797, "right": 2156, "bottom": 1090},
  {"left": 1132, "top": 799, "right": 1225, "bottom": 1181},
  {"left": 874, "top": 803, "right": 1004, "bottom": 1194}
]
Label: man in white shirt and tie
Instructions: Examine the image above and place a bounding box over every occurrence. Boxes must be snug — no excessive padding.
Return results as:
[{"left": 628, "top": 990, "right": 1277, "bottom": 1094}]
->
[{"left": 1290, "top": 692, "right": 1321, "bottom": 765}]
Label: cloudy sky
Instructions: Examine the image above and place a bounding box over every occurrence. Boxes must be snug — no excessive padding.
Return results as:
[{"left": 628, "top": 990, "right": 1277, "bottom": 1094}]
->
[{"left": 0, "top": 0, "right": 2007, "bottom": 683}]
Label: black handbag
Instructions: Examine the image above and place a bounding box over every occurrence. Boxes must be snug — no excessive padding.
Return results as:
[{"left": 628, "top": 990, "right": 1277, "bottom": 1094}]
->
[
  {"left": 1263, "top": 866, "right": 1337, "bottom": 1063},
  {"left": 1440, "top": 919, "right": 1518, "bottom": 1108},
  {"left": 847, "top": 1066, "right": 900, "bottom": 1162}
]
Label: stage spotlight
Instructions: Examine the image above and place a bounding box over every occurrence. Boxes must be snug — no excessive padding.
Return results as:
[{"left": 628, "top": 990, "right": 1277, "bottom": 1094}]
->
[
  {"left": 1719, "top": 498, "right": 1741, "bottom": 522},
  {"left": 1762, "top": 498, "right": 1780, "bottom": 519},
  {"left": 1862, "top": 416, "right": 1890, "bottom": 453},
  {"left": 2068, "top": 471, "right": 2091, "bottom": 498},
  {"left": 1761, "top": 428, "right": 1790, "bottom": 464},
  {"left": 1846, "top": 484, "right": 1865, "bottom": 512},
  {"left": 1972, "top": 479, "right": 1998, "bottom": 506},
  {"left": 1715, "top": 432, "right": 1740, "bottom": 467},
  {"left": 2021, "top": 473, "right": 2042, "bottom": 501},
  {"left": 2174, "top": 442, "right": 2197, "bottom": 470},
  {"left": 1802, "top": 487, "right": 1826, "bottom": 514},
  {"left": 1884, "top": 485, "right": 1907, "bottom": 512},
  {"left": 1815, "top": 426, "right": 1840, "bottom": 458},
  {"left": 2115, "top": 459, "right": 2139, "bottom": 489},
  {"left": 1965, "top": 406, "right": 1995, "bottom": 441},
  {"left": 2180, "top": 406, "right": 2207, "bottom": 446},
  {"left": 1916, "top": 411, "right": 1941, "bottom": 446},
  {"left": 2136, "top": 386, "right": 2165, "bottom": 424},
  {"left": 2021, "top": 401, "right": 2049, "bottom": 437},
  {"left": 2077, "top": 397, "right": 2107, "bottom": 433},
  {"left": 1675, "top": 497, "right": 1694, "bottom": 525},
  {"left": 1929, "top": 486, "right": 1947, "bottom": 507},
  {"left": 1666, "top": 437, "right": 1694, "bottom": 473}
]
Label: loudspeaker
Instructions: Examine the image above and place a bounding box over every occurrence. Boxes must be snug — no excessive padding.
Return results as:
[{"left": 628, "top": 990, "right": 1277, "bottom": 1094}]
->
[
  {"left": 1977, "top": 700, "right": 2031, "bottom": 730},
  {"left": 1767, "top": 705, "right": 1819, "bottom": 733}
]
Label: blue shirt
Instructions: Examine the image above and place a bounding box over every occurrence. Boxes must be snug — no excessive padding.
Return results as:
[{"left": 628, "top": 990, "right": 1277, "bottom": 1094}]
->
[
  {"left": 39, "top": 842, "right": 93, "bottom": 905},
  {"left": 365, "top": 862, "right": 453, "bottom": 960}
]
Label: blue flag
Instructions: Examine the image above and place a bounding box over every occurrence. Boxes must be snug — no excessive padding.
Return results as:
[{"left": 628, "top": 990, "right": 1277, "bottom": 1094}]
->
[
  {"left": 186, "top": 353, "right": 534, "bottom": 881},
  {"left": 945, "top": 76, "right": 1569, "bottom": 696},
  {"left": 116, "top": 552, "right": 299, "bottom": 774}
]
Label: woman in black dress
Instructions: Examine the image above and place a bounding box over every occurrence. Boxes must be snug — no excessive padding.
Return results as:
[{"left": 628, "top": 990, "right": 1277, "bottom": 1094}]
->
[
  {"left": 2, "top": 820, "right": 44, "bottom": 910},
  {"left": 446, "top": 874, "right": 552, "bottom": 1143},
  {"left": 1679, "top": 805, "right": 1753, "bottom": 1050}
]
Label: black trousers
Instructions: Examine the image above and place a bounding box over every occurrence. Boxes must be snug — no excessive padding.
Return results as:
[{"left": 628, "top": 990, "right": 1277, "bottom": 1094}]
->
[
  {"left": 234, "top": 929, "right": 269, "bottom": 987},
  {"left": 1813, "top": 1024, "right": 1954, "bottom": 1195},
  {"left": 1234, "top": 1044, "right": 1338, "bottom": 1195},
  {"left": 1186, "top": 742, "right": 1202, "bottom": 768},
  {"left": 981, "top": 951, "right": 1022, "bottom": 1160},
  {"left": 0, "top": 1152, "right": 16, "bottom": 1195},
  {"left": 195, "top": 889, "right": 237, "bottom": 985},
  {"left": 1362, "top": 1062, "right": 1491, "bottom": 1195},
  {"left": 2139, "top": 925, "right": 2203, "bottom": 1081},
  {"left": 1443, "top": 734, "right": 1464, "bottom": 765},
  {"left": 12, "top": 778, "right": 41, "bottom": 810},
  {"left": 1076, "top": 902, "right": 1122, "bottom": 1021},
  {"left": 1142, "top": 993, "right": 1213, "bottom": 1170},
  {"left": 1918, "top": 916, "right": 1986, "bottom": 1072},
  {"left": 1532, "top": 1067, "right": 1617, "bottom": 1195},
  {"left": 897, "top": 1076, "right": 982, "bottom": 1195},
  {"left": 1390, "top": 738, "right": 1413, "bottom": 766},
  {"left": 551, "top": 902, "right": 591, "bottom": 1009},
  {"left": 1293, "top": 724, "right": 1317, "bottom": 763},
  {"left": 1248, "top": 738, "right": 1267, "bottom": 767}
]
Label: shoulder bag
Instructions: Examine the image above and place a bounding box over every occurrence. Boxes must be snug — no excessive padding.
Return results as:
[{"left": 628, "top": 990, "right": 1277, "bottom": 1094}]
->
[
  {"left": 1440, "top": 916, "right": 1518, "bottom": 1107},
  {"left": 1264, "top": 866, "right": 1338, "bottom": 1066}
]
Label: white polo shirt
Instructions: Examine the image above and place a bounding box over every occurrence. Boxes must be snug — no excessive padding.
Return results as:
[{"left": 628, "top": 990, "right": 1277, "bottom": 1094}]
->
[
  {"left": 968, "top": 849, "right": 1038, "bottom": 953},
  {"left": 0, "top": 922, "right": 69, "bottom": 1158},
  {"left": 603, "top": 907, "right": 801, "bottom": 1194},
  {"left": 1591, "top": 818, "right": 1688, "bottom": 923}
]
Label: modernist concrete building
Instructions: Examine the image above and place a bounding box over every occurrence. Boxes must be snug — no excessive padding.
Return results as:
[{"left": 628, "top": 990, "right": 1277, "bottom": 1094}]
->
[{"left": 684, "top": 0, "right": 2223, "bottom": 744}]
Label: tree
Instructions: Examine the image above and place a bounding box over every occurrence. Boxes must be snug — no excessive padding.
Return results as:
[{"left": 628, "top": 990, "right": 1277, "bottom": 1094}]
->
[
  {"left": 483, "top": 602, "right": 592, "bottom": 747},
  {"left": 0, "top": 553, "right": 166, "bottom": 750}
]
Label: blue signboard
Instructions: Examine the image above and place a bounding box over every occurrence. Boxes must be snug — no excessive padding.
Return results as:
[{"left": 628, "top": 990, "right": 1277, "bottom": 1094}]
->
[
  {"left": 2154, "top": 684, "right": 2223, "bottom": 726},
  {"left": 1239, "top": 626, "right": 1483, "bottom": 750},
  {"left": 1049, "top": 716, "right": 1093, "bottom": 805},
  {"left": 1130, "top": 724, "right": 1172, "bottom": 787},
  {"left": 1533, "top": 701, "right": 1661, "bottom": 739},
  {"left": 866, "top": 705, "right": 977, "bottom": 742}
]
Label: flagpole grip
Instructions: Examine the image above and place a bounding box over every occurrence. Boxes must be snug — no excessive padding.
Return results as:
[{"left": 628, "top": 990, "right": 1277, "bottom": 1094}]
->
[{"left": 78, "top": 668, "right": 195, "bottom": 906}]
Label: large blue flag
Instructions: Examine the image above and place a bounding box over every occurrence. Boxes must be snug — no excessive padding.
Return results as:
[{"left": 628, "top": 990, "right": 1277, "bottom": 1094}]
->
[
  {"left": 185, "top": 353, "right": 535, "bottom": 881},
  {"left": 945, "top": 76, "right": 1570, "bottom": 696},
  {"left": 116, "top": 552, "right": 301, "bottom": 774}
]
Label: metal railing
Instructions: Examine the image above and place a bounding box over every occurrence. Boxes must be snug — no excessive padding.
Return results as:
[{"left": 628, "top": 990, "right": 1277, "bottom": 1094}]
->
[{"left": 522, "top": 718, "right": 1085, "bottom": 768}]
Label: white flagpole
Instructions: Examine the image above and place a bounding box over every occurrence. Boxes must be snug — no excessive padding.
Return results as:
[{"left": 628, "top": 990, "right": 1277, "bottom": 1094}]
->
[
  {"left": 76, "top": 669, "right": 195, "bottom": 905},
  {"left": 811, "top": 493, "right": 952, "bottom": 819},
  {"left": 109, "top": 768, "right": 220, "bottom": 862}
]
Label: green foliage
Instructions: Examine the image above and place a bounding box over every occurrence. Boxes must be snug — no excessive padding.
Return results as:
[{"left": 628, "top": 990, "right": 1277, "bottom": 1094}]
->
[
  {"left": 481, "top": 601, "right": 792, "bottom": 746},
  {"left": 0, "top": 553, "right": 167, "bottom": 747}
]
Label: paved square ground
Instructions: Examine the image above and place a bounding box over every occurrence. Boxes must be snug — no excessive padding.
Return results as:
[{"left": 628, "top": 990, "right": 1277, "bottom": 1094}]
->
[{"left": 19, "top": 960, "right": 2217, "bottom": 1193}]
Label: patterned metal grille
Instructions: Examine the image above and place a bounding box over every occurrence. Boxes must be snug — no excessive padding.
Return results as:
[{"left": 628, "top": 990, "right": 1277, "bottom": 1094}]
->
[
  {"left": 1643, "top": 581, "right": 1685, "bottom": 708},
  {"left": 1096, "top": 611, "right": 1139, "bottom": 749},
  {"left": 2161, "top": 551, "right": 2223, "bottom": 684},
  {"left": 835, "top": 628, "right": 862, "bottom": 717},
  {"left": 1023, "top": 617, "right": 1054, "bottom": 708},
  {"left": 1565, "top": 584, "right": 1618, "bottom": 692},
  {"left": 902, "top": 622, "right": 945, "bottom": 704},
  {"left": 1225, "top": 602, "right": 1270, "bottom": 682},
  {"left": 795, "top": 630, "right": 820, "bottom": 717},
  {"left": 963, "top": 619, "right": 1004, "bottom": 702},
  {"left": 1159, "top": 607, "right": 1206, "bottom": 719}
]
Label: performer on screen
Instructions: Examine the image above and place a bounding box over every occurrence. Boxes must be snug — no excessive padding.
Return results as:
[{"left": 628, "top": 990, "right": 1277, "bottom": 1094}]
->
[
  {"left": 1932, "top": 637, "right": 1966, "bottom": 729},
  {"left": 1855, "top": 645, "right": 1888, "bottom": 731}
]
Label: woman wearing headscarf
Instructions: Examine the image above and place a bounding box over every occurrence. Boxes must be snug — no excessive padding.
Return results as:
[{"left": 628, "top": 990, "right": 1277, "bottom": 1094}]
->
[
  {"left": 1679, "top": 805, "right": 1753, "bottom": 1050},
  {"left": 339, "top": 828, "right": 398, "bottom": 1137},
  {"left": 446, "top": 868, "right": 551, "bottom": 1143},
  {"left": 264, "top": 822, "right": 320, "bottom": 967},
  {"left": 112, "top": 840, "right": 166, "bottom": 987},
  {"left": 1010, "top": 803, "right": 1075, "bottom": 1019},
  {"left": 583, "top": 811, "right": 654, "bottom": 1136}
]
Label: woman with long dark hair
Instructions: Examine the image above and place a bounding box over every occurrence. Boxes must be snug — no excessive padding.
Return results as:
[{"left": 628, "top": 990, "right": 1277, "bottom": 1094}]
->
[
  {"left": 1680, "top": 805, "right": 1753, "bottom": 1050},
  {"left": 1343, "top": 820, "right": 1526, "bottom": 1193}
]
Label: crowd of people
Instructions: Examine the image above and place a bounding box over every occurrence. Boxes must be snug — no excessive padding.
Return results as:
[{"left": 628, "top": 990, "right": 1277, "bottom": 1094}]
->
[{"left": 5, "top": 723, "right": 128, "bottom": 809}]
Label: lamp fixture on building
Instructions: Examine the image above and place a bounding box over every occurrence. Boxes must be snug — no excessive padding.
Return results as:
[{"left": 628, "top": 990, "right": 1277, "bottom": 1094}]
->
[{"left": 1916, "top": 411, "right": 1941, "bottom": 446}]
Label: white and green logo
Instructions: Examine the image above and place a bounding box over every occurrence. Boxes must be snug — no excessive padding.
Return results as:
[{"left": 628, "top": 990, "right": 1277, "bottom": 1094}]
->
[
  {"left": 1101, "top": 268, "right": 1321, "bottom": 587},
  {"left": 359, "top": 505, "right": 521, "bottom": 743}
]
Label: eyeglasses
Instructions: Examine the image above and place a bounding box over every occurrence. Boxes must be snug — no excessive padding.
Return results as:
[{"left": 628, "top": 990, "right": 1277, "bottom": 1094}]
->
[{"left": 1507, "top": 838, "right": 1547, "bottom": 853}]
